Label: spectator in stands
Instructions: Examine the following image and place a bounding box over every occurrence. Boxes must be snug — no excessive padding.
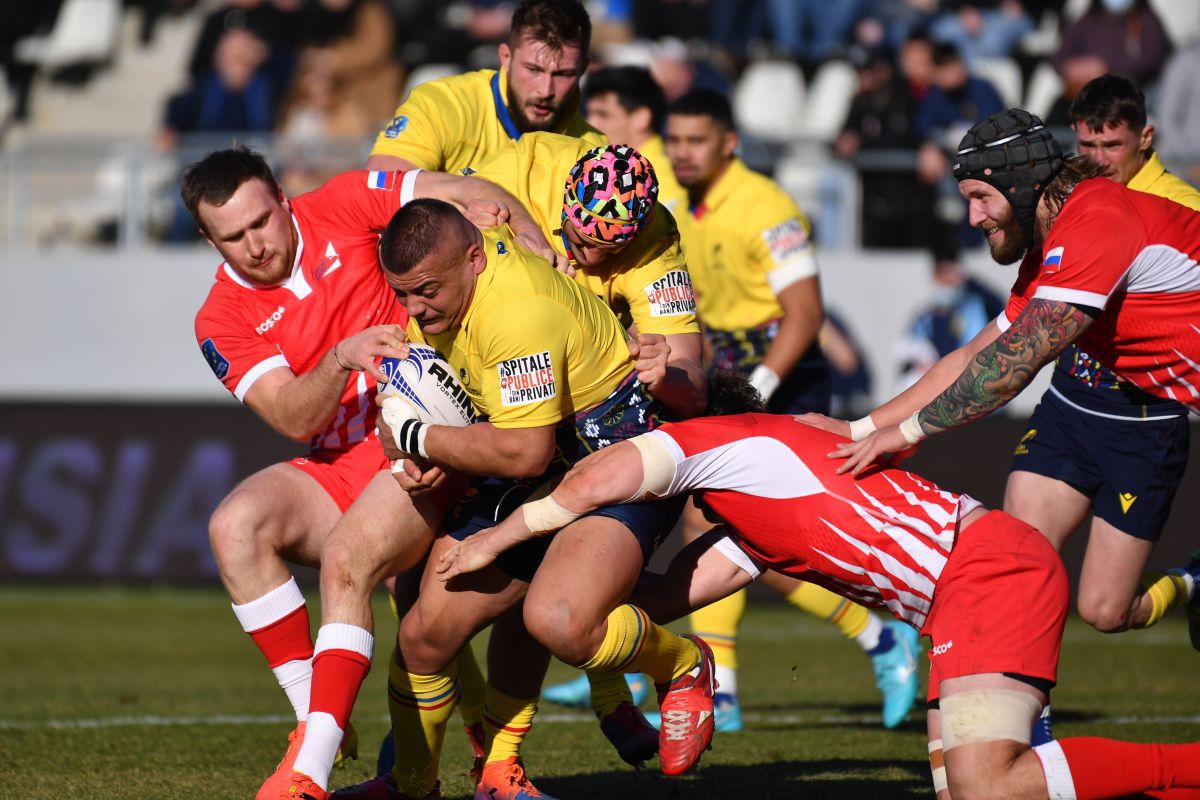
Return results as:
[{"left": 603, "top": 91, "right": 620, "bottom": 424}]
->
[
  {"left": 1049, "top": 0, "right": 1171, "bottom": 125},
  {"left": 928, "top": 1, "right": 1035, "bottom": 65},
  {"left": 895, "top": 252, "right": 1005, "bottom": 391},
  {"left": 187, "top": 0, "right": 302, "bottom": 90},
  {"left": 710, "top": 0, "right": 870, "bottom": 64},
  {"left": 854, "top": 0, "right": 939, "bottom": 52},
  {"left": 159, "top": 26, "right": 287, "bottom": 241},
  {"left": 1157, "top": 40, "right": 1200, "bottom": 184},
  {"left": 634, "top": 0, "right": 710, "bottom": 45},
  {"left": 834, "top": 44, "right": 935, "bottom": 249},
  {"left": 294, "top": 0, "right": 403, "bottom": 128}
]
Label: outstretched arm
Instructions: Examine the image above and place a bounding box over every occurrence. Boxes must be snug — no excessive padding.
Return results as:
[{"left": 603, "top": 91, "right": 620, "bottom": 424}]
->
[
  {"left": 832, "top": 298, "right": 1094, "bottom": 475},
  {"left": 435, "top": 437, "right": 663, "bottom": 579}
]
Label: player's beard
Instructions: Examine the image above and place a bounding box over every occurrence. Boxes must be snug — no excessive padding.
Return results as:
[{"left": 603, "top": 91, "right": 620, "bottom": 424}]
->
[
  {"left": 506, "top": 83, "right": 574, "bottom": 133},
  {"left": 987, "top": 209, "right": 1031, "bottom": 265}
]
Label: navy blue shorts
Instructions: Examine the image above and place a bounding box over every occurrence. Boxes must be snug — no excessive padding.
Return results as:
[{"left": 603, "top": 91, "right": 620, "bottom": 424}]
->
[
  {"left": 445, "top": 371, "right": 682, "bottom": 582},
  {"left": 1010, "top": 392, "right": 1190, "bottom": 541}
]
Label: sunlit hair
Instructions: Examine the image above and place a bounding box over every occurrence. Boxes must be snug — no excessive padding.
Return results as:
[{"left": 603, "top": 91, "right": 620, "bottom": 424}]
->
[
  {"left": 1041, "top": 155, "right": 1110, "bottom": 219},
  {"left": 1069, "top": 74, "right": 1147, "bottom": 133},
  {"left": 180, "top": 146, "right": 279, "bottom": 234},
  {"left": 510, "top": 0, "right": 591, "bottom": 57}
]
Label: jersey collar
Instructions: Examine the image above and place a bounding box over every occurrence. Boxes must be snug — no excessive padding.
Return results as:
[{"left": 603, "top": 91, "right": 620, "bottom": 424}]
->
[
  {"left": 220, "top": 213, "right": 309, "bottom": 299},
  {"left": 689, "top": 157, "right": 743, "bottom": 219},
  {"left": 491, "top": 69, "right": 523, "bottom": 141},
  {"left": 1127, "top": 150, "right": 1165, "bottom": 195}
]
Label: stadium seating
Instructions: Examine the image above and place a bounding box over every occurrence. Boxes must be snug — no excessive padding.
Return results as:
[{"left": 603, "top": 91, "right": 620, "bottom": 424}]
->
[
  {"left": 973, "top": 57, "right": 1023, "bottom": 109},
  {"left": 734, "top": 59, "right": 806, "bottom": 144},
  {"left": 801, "top": 60, "right": 857, "bottom": 142},
  {"left": 1024, "top": 61, "right": 1063, "bottom": 120},
  {"left": 14, "top": 0, "right": 121, "bottom": 72}
]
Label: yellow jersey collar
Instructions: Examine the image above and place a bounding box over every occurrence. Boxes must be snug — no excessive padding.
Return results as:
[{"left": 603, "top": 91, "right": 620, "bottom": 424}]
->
[
  {"left": 1127, "top": 150, "right": 1165, "bottom": 194},
  {"left": 691, "top": 156, "right": 745, "bottom": 217}
]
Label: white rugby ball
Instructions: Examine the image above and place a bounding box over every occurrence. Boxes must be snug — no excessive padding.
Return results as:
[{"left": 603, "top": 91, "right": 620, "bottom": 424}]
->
[{"left": 378, "top": 345, "right": 476, "bottom": 426}]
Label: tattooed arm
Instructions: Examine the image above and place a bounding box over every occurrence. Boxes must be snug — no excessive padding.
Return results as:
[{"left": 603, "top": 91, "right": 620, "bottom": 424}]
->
[{"left": 830, "top": 299, "right": 1094, "bottom": 475}]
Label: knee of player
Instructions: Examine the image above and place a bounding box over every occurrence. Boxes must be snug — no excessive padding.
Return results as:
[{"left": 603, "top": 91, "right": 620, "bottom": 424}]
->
[
  {"left": 523, "top": 598, "right": 593, "bottom": 664},
  {"left": 1077, "top": 597, "right": 1132, "bottom": 633},
  {"left": 208, "top": 494, "right": 268, "bottom": 557},
  {"left": 318, "top": 537, "right": 367, "bottom": 594},
  {"left": 397, "top": 611, "right": 454, "bottom": 674}
]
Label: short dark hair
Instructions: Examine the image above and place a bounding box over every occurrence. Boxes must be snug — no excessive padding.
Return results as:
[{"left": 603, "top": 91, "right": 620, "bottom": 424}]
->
[
  {"left": 180, "top": 146, "right": 279, "bottom": 233},
  {"left": 1041, "top": 154, "right": 1110, "bottom": 219},
  {"left": 668, "top": 89, "right": 734, "bottom": 132},
  {"left": 1069, "top": 74, "right": 1147, "bottom": 133},
  {"left": 585, "top": 66, "right": 667, "bottom": 131},
  {"left": 931, "top": 41, "right": 962, "bottom": 67},
  {"left": 510, "top": 0, "right": 591, "bottom": 56},
  {"left": 379, "top": 198, "right": 469, "bottom": 276},
  {"left": 705, "top": 370, "right": 766, "bottom": 416}
]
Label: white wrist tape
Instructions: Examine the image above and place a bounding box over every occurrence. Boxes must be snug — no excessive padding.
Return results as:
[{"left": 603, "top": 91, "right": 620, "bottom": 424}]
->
[
  {"left": 749, "top": 364, "right": 781, "bottom": 402},
  {"left": 899, "top": 411, "right": 927, "bottom": 445},
  {"left": 848, "top": 415, "right": 877, "bottom": 441},
  {"left": 521, "top": 494, "right": 580, "bottom": 534}
]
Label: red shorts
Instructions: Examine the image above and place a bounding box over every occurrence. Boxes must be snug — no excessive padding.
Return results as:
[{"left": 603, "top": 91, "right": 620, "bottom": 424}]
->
[
  {"left": 922, "top": 510, "right": 1068, "bottom": 702},
  {"left": 288, "top": 433, "right": 389, "bottom": 512}
]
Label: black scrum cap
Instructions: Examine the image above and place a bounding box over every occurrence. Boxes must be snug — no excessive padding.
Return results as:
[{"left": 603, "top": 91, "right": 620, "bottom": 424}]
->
[{"left": 953, "top": 109, "right": 1064, "bottom": 242}]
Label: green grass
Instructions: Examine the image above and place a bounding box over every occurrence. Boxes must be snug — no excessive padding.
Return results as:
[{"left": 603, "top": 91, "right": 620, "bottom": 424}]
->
[{"left": 1, "top": 587, "right": 1197, "bottom": 799}]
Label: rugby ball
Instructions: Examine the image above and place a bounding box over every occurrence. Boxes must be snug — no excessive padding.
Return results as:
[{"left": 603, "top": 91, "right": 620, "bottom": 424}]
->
[{"left": 378, "top": 345, "right": 476, "bottom": 426}]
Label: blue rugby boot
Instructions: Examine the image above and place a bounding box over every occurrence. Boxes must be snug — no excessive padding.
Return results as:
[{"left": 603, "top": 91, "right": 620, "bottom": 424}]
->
[
  {"left": 541, "top": 672, "right": 650, "bottom": 709},
  {"left": 870, "top": 619, "right": 920, "bottom": 729}
]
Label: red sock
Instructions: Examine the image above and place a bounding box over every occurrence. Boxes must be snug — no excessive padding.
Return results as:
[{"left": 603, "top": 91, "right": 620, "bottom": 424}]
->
[
  {"left": 309, "top": 624, "right": 374, "bottom": 726},
  {"left": 1137, "top": 791, "right": 1200, "bottom": 799},
  {"left": 249, "top": 605, "right": 314, "bottom": 667},
  {"left": 1058, "top": 738, "right": 1200, "bottom": 799}
]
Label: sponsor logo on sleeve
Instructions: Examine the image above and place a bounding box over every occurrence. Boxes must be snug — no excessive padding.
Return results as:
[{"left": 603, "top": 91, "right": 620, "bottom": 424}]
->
[
  {"left": 762, "top": 218, "right": 809, "bottom": 265},
  {"left": 367, "top": 170, "right": 395, "bottom": 191},
  {"left": 1042, "top": 246, "right": 1064, "bottom": 271},
  {"left": 201, "top": 338, "right": 230, "bottom": 380},
  {"left": 644, "top": 269, "right": 696, "bottom": 316},
  {"left": 497, "top": 351, "right": 556, "bottom": 406},
  {"left": 383, "top": 115, "right": 408, "bottom": 138}
]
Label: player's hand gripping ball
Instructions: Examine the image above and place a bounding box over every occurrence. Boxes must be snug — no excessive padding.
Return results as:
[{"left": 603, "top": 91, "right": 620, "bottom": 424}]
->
[{"left": 377, "top": 344, "right": 476, "bottom": 427}]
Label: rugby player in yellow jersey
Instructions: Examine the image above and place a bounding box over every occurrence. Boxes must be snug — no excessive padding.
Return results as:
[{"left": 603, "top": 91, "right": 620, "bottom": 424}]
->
[
  {"left": 581, "top": 65, "right": 687, "bottom": 216},
  {"left": 660, "top": 88, "right": 921, "bottom": 733},
  {"left": 331, "top": 201, "right": 716, "bottom": 799},
  {"left": 473, "top": 136, "right": 704, "bottom": 754},
  {"left": 366, "top": 0, "right": 605, "bottom": 178}
]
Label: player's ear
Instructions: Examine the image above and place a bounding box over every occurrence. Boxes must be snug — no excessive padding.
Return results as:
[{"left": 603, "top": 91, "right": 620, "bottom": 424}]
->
[
  {"left": 722, "top": 129, "right": 739, "bottom": 158},
  {"left": 498, "top": 42, "right": 511, "bottom": 70},
  {"left": 1139, "top": 123, "right": 1154, "bottom": 154}
]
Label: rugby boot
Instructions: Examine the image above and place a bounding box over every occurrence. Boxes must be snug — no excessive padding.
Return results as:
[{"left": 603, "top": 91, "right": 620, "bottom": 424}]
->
[
  {"left": 645, "top": 691, "right": 742, "bottom": 733},
  {"left": 870, "top": 620, "right": 920, "bottom": 729},
  {"left": 330, "top": 773, "right": 441, "bottom": 800},
  {"left": 540, "top": 673, "right": 650, "bottom": 708},
  {"left": 276, "top": 771, "right": 327, "bottom": 800},
  {"left": 598, "top": 700, "right": 659, "bottom": 767},
  {"left": 1178, "top": 548, "right": 1200, "bottom": 650},
  {"left": 655, "top": 634, "right": 716, "bottom": 776},
  {"left": 474, "top": 757, "right": 557, "bottom": 800},
  {"left": 259, "top": 722, "right": 358, "bottom": 800},
  {"left": 1031, "top": 703, "right": 1054, "bottom": 747}
]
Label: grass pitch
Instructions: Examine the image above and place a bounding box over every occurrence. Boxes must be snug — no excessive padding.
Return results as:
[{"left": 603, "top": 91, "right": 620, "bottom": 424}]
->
[{"left": 2, "top": 586, "right": 1197, "bottom": 799}]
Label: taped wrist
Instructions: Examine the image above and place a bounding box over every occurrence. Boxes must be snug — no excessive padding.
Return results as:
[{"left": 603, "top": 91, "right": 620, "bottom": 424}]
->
[
  {"left": 899, "top": 411, "right": 927, "bottom": 445},
  {"left": 522, "top": 494, "right": 580, "bottom": 534},
  {"left": 394, "top": 419, "right": 429, "bottom": 459},
  {"left": 848, "top": 415, "right": 876, "bottom": 441},
  {"left": 748, "top": 364, "right": 781, "bottom": 403}
]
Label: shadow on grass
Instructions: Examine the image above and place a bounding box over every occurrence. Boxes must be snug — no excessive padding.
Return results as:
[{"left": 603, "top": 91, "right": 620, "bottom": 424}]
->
[{"left": 441, "top": 758, "right": 933, "bottom": 800}]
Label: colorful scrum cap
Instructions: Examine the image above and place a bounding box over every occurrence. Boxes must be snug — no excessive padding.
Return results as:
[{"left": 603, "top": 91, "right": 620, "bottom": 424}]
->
[
  {"left": 562, "top": 144, "right": 659, "bottom": 244},
  {"left": 952, "top": 108, "right": 1065, "bottom": 242}
]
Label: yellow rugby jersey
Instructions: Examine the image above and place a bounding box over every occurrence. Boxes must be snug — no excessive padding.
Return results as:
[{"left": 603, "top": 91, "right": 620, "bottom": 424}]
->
[
  {"left": 407, "top": 227, "right": 635, "bottom": 429},
  {"left": 370, "top": 68, "right": 606, "bottom": 175},
  {"left": 1128, "top": 151, "right": 1200, "bottom": 211},
  {"left": 682, "top": 157, "right": 818, "bottom": 332},
  {"left": 473, "top": 132, "right": 699, "bottom": 337}
]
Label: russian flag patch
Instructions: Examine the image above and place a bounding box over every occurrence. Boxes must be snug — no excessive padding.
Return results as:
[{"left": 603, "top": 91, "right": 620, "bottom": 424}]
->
[
  {"left": 367, "top": 170, "right": 394, "bottom": 191},
  {"left": 1042, "top": 246, "right": 1064, "bottom": 270}
]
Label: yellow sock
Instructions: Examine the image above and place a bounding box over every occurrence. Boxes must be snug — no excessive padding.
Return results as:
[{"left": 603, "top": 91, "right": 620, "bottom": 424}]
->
[
  {"left": 587, "top": 669, "right": 635, "bottom": 718},
  {"left": 456, "top": 645, "right": 486, "bottom": 728},
  {"left": 1136, "top": 570, "right": 1191, "bottom": 628},
  {"left": 387, "top": 651, "right": 458, "bottom": 797},
  {"left": 582, "top": 604, "right": 699, "bottom": 683},
  {"left": 482, "top": 687, "right": 537, "bottom": 764},
  {"left": 787, "top": 582, "right": 871, "bottom": 640},
  {"left": 689, "top": 588, "right": 745, "bottom": 671}
]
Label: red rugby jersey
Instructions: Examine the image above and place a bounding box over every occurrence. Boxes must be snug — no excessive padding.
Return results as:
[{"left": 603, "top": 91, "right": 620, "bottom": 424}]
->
[
  {"left": 649, "top": 414, "right": 981, "bottom": 629},
  {"left": 1001, "top": 178, "right": 1200, "bottom": 410},
  {"left": 194, "top": 170, "right": 415, "bottom": 452}
]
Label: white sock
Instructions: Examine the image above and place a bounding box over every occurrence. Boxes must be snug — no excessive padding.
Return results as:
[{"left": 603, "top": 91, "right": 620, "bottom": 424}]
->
[
  {"left": 1033, "top": 740, "right": 1078, "bottom": 800},
  {"left": 714, "top": 665, "right": 738, "bottom": 697},
  {"left": 854, "top": 613, "right": 885, "bottom": 652},
  {"left": 273, "top": 657, "right": 313, "bottom": 721},
  {"left": 292, "top": 711, "right": 341, "bottom": 790}
]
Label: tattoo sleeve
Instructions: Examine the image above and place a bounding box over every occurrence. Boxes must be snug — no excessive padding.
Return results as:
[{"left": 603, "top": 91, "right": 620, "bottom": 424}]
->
[{"left": 918, "top": 299, "right": 1092, "bottom": 434}]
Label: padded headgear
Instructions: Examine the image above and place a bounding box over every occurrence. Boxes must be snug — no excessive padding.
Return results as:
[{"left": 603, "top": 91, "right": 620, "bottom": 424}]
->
[
  {"left": 563, "top": 144, "right": 659, "bottom": 244},
  {"left": 953, "top": 108, "right": 1064, "bottom": 242}
]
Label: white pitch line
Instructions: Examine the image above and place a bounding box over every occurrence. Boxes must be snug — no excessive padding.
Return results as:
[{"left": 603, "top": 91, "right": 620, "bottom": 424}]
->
[{"left": 3, "top": 711, "right": 1200, "bottom": 731}]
